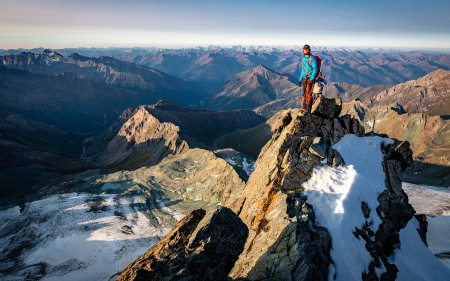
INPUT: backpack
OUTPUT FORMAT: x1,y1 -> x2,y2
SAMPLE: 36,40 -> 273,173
308,55 -> 321,79
303,55 -> 322,79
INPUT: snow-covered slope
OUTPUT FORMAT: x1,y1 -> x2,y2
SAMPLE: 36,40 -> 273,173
403,182 -> 450,270
0,193 -> 181,281
302,134 -> 450,280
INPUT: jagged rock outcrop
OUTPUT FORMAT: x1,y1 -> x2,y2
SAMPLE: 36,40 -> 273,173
99,106 -> 189,170
356,140 -> 417,280
116,207 -> 248,281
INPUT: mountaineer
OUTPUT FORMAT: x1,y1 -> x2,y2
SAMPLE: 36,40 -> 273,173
298,44 -> 321,113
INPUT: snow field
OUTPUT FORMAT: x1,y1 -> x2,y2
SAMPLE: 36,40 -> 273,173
403,182 -> 450,270
302,134 -> 393,280
302,135 -> 450,280
390,218 -> 450,280
0,192 -> 184,281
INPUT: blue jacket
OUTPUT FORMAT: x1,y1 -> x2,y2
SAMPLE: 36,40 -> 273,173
299,54 -> 318,82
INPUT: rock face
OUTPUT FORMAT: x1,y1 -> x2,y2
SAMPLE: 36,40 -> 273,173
99,106 -> 189,170
116,207 -> 248,281
367,69 -> 450,116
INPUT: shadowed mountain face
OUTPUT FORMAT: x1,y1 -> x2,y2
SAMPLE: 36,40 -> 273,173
1,50 -> 204,106
216,109 -> 299,159
0,114 -> 95,205
114,50 -> 450,88
0,67 -> 156,133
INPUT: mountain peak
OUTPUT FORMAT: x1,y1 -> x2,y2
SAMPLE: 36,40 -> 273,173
40,49 -> 62,58
68,53 -> 90,61
206,64 -> 297,111
246,64 -> 276,76
414,68 -> 449,85
367,69 -> 450,116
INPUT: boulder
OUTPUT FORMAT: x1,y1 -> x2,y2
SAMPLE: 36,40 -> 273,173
308,137 -> 330,159
311,96 -> 337,116
116,207 -> 248,281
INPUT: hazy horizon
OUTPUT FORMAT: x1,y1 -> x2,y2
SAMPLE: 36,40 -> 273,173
1,0 -> 449,51
1,44 -> 450,55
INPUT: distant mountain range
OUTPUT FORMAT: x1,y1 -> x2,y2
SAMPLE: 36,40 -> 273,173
116,49 -> 450,88
3,48 -> 447,89
1,50 -> 204,106
0,67 -> 154,133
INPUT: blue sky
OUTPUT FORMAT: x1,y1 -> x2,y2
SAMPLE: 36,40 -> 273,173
1,0 -> 449,49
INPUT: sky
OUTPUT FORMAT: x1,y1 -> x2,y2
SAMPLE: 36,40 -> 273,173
1,0 -> 449,50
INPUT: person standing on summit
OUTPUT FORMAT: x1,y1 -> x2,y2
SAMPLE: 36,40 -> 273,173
298,44 -> 319,113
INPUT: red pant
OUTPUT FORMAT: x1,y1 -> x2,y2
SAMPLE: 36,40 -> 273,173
300,78 -> 314,111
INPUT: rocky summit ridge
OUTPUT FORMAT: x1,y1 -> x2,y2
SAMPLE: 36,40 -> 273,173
115,97 -> 448,281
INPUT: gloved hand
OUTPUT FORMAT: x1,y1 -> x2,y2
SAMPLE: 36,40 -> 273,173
298,81 -> 302,87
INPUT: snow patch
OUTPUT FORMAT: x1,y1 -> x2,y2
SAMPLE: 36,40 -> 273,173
390,218 -> 450,280
224,158 -> 237,166
242,157 -> 255,176
0,193 -> 175,281
403,182 -> 450,216
302,134 -> 393,281
427,216 -> 450,269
